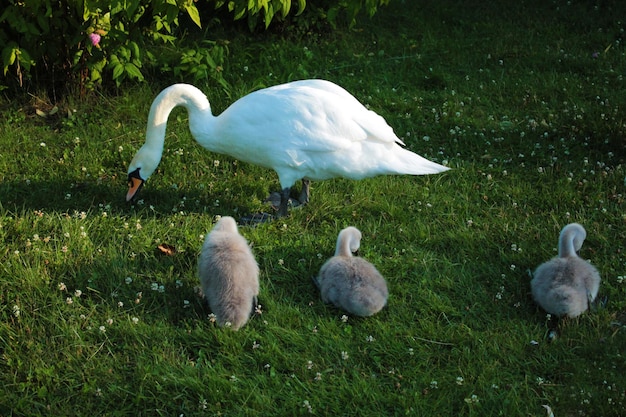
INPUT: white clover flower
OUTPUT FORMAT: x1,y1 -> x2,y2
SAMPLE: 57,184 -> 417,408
341,315 -> 349,323
74,289 -> 82,297
99,326 -> 106,333
131,317 -> 139,324
341,351 -> 349,360
12,305 -> 20,317
198,399 -> 208,410
58,282 -> 67,291
464,394 -> 479,404
125,277 -> 132,285
66,297 -> 73,304
456,376 -> 464,385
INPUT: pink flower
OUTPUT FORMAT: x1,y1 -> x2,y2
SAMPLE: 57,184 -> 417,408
88,33 -> 101,47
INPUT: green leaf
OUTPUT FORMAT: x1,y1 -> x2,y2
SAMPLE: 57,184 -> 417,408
1,43 -> 18,72
112,63 -> 124,80
295,0 -> 306,15
184,3 -> 202,28
278,0 -> 290,18
124,62 -> 144,80
18,48 -> 33,71
128,41 -> 140,60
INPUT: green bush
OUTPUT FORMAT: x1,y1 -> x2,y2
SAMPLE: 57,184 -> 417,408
0,0 -> 391,93
0,0 -> 217,92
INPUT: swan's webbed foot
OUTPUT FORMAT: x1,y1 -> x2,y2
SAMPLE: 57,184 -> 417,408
239,212 -> 275,225
265,180 -> 311,213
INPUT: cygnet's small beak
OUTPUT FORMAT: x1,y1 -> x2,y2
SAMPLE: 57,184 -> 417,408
126,168 -> 144,202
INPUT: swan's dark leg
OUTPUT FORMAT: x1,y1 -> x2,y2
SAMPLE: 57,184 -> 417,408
278,187 -> 292,217
298,179 -> 310,205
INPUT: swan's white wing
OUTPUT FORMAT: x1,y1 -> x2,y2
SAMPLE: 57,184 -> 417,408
282,79 -> 405,146
216,80 -> 402,154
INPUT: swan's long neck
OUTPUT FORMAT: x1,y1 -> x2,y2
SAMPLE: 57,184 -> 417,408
335,228 -> 361,257
140,84 -> 214,176
558,223 -> 586,258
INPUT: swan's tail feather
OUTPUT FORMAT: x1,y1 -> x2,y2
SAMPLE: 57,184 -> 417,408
398,150 -> 450,175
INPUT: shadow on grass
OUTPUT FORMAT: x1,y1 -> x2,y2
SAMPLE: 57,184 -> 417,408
0,177 -> 272,219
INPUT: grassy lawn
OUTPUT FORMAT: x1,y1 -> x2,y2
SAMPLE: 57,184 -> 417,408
1,0 -> 626,415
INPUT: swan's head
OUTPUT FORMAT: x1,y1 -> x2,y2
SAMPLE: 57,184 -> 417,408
126,144 -> 162,202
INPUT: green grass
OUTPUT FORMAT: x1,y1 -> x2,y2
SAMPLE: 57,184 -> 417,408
1,0 -> 626,415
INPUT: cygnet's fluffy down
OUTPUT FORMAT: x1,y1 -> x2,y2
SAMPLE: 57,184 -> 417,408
314,227 -> 388,316
531,223 -> 601,318
198,216 -> 259,330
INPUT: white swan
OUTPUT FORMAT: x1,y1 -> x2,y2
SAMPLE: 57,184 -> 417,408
126,80 -> 450,215
314,226 -> 389,316
198,216 -> 259,330
531,223 -> 601,318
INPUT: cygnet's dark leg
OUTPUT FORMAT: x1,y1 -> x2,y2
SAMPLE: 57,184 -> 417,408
250,296 -> 259,317
298,179 -> 311,205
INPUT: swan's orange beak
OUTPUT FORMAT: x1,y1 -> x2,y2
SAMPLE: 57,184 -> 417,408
126,168 -> 144,202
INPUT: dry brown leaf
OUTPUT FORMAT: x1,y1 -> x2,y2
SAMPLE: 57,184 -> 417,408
157,243 -> 176,256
